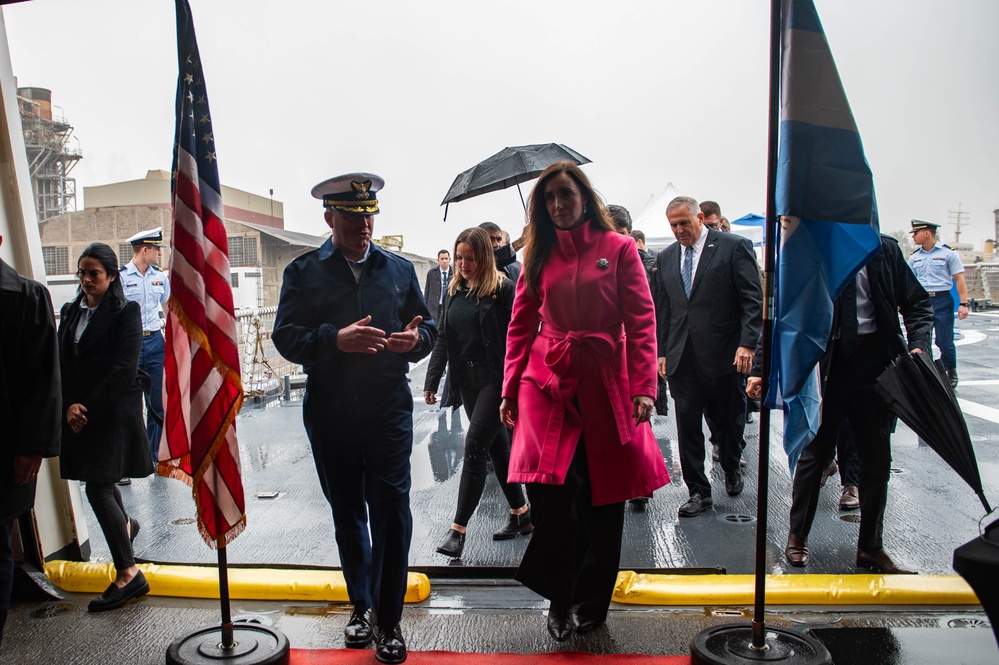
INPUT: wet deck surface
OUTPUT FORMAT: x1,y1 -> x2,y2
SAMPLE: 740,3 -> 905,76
89,313 -> 999,575
4,313 -> 999,663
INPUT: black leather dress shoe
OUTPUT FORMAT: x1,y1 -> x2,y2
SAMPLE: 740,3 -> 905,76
344,607 -> 374,648
785,533 -> 809,567
547,602 -> 574,642
375,623 -> 407,664
725,470 -> 744,496
573,613 -> 606,633
436,529 -> 465,558
856,548 -> 917,574
87,570 -> 149,612
678,494 -> 713,517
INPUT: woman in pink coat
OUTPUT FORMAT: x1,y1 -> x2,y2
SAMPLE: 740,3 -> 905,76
499,162 -> 669,641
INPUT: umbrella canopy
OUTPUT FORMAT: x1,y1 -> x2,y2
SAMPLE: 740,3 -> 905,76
441,143 -> 591,207
875,350 -> 992,513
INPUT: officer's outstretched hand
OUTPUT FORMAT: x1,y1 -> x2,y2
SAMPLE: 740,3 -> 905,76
337,315 -> 387,354
387,316 -> 423,353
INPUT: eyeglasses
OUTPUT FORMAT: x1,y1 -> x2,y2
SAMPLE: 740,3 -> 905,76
76,269 -> 105,279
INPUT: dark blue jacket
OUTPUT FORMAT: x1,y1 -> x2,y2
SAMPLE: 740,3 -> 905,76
273,239 -> 437,408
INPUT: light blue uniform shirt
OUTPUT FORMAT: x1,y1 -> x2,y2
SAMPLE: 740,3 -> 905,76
908,243 -> 963,293
120,261 -> 170,332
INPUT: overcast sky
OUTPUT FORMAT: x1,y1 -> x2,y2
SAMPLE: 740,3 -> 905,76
5,0 -> 998,259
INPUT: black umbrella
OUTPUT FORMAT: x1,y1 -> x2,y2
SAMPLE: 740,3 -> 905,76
876,349 -> 992,513
441,143 -> 591,219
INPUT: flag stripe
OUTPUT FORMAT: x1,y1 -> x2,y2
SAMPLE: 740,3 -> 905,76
781,29 -> 857,131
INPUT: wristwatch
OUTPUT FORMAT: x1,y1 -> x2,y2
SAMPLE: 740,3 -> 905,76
959,302 -> 968,307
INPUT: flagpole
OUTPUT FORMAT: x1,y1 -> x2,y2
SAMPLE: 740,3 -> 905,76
689,1 -> 831,661
751,0 -> 784,649
218,546 -> 234,649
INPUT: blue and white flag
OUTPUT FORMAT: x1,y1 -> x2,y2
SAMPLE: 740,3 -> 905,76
769,0 -> 882,472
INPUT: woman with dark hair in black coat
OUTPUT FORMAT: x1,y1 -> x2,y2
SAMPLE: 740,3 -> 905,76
58,243 -> 153,612
423,227 -> 532,559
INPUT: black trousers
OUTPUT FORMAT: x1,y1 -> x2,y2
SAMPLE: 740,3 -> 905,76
788,336 -> 895,553
453,368 -> 526,526
669,345 -> 747,498
305,385 -> 413,629
85,482 -> 135,571
0,520 -> 11,647
515,442 -> 625,622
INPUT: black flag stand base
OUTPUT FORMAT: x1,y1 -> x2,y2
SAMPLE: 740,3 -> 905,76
166,623 -> 290,665
166,546 -> 290,665
691,624 -> 832,665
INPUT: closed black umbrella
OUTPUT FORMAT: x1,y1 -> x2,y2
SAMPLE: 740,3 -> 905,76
875,349 -> 992,513
441,143 -> 591,219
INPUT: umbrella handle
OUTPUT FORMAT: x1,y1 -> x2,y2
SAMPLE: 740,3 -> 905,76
977,491 -> 993,516
443,202 -> 449,222
516,182 -> 526,211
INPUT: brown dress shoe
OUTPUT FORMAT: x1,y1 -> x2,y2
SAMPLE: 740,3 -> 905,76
839,485 -> 860,510
819,460 -> 838,488
785,533 -> 809,567
856,548 -> 917,574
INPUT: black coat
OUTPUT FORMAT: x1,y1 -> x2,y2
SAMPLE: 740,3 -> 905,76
424,277 -> 515,405
0,259 -> 61,523
58,295 -> 153,483
423,266 -> 451,315
652,230 -> 763,378
830,234 -> 933,361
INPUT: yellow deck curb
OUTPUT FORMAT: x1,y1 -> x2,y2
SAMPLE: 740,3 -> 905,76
43,562 -> 978,607
612,571 -> 980,605
43,561 -> 430,603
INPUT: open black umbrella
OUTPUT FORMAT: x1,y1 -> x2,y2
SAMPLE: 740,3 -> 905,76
876,349 -> 992,513
441,143 -> 591,219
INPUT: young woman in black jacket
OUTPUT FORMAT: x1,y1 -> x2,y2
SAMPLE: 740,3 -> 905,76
58,243 -> 153,611
424,227 -> 532,558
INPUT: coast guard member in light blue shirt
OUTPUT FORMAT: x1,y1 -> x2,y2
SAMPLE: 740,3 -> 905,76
907,219 -> 968,387
120,227 -> 170,465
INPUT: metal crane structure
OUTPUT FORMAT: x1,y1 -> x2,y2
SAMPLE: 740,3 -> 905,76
16,85 -> 81,222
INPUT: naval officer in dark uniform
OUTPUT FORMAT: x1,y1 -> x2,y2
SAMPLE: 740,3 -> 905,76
273,173 -> 436,664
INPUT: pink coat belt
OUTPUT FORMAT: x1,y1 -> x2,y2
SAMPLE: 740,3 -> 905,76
536,322 -> 631,474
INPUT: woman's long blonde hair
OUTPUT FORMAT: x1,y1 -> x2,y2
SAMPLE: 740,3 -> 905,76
448,227 -> 505,299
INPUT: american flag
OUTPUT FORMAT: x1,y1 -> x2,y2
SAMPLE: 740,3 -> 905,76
161,0 -> 246,547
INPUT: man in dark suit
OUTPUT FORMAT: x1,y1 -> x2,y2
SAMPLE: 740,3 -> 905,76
1,249 -> 61,647
423,249 -> 451,325
652,196 -> 762,517
749,234 -> 932,573
479,222 -> 522,283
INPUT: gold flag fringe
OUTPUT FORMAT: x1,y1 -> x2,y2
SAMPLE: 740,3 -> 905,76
163,294 -> 247,549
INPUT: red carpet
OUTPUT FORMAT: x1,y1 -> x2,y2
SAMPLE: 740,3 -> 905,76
289,650 -> 690,664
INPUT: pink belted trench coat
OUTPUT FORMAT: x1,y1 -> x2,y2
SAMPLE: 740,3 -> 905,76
502,222 -> 670,505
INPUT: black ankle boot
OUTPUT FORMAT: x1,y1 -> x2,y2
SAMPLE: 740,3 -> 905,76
492,508 -> 534,540
436,528 -> 465,558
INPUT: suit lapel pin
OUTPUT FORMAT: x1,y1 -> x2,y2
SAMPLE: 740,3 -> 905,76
597,258 -> 609,269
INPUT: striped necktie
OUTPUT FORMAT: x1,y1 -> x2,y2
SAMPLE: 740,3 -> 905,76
682,246 -> 693,298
